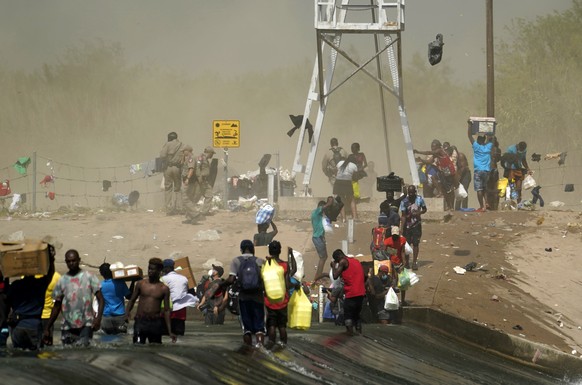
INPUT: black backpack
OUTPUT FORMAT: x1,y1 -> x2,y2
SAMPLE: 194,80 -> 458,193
238,256 -> 262,292
325,147 -> 343,177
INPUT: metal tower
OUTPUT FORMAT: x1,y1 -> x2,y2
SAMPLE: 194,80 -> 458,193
291,0 -> 420,192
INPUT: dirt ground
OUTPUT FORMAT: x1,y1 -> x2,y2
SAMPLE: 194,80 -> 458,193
1,205 -> 581,355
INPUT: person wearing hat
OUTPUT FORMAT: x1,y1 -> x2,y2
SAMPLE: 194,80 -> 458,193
197,264 -> 228,325
365,263 -> 398,324
182,146 -> 216,223
161,258 -> 198,336
383,226 -> 409,306
181,144 -> 202,224
159,132 -> 183,216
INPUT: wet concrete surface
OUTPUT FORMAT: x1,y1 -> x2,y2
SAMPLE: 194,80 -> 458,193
0,322 -> 574,385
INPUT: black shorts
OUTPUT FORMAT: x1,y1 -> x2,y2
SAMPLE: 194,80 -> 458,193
133,316 -> 163,344
266,306 -> 288,329
403,225 -> 422,247
343,296 -> 365,324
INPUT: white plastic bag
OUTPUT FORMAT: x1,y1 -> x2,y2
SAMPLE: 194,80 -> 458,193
404,242 -> 413,256
292,249 -> 304,281
322,216 -> 333,233
523,174 -> 536,190
408,271 -> 419,286
384,287 -> 400,310
455,184 -> 468,200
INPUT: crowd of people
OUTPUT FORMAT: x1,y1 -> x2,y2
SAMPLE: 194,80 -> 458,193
0,129 -> 536,350
414,122 -> 530,211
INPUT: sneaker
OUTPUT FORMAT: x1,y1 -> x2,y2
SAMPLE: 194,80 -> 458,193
412,262 -> 419,271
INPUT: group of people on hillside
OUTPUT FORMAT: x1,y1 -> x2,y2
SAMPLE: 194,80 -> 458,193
160,131 -> 216,225
414,122 -> 530,211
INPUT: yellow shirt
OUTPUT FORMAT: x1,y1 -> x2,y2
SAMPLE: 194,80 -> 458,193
42,272 -> 61,319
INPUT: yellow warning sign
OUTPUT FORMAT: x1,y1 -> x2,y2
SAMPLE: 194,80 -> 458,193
212,120 -> 240,148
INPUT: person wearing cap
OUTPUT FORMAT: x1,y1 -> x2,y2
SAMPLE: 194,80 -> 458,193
159,132 -> 183,216
383,226 -> 409,305
181,144 -> 202,224
220,239 -> 266,346
365,263 -> 398,324
197,264 -> 228,325
161,258 -> 198,336
191,146 -> 216,217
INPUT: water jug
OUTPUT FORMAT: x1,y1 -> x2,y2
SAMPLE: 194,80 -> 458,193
262,259 -> 285,302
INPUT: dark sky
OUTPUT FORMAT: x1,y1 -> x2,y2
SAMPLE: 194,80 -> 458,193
0,0 -> 571,83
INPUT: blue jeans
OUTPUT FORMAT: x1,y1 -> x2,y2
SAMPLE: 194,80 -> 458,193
312,236 -> 328,260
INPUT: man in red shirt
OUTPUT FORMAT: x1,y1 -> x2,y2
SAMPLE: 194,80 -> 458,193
330,249 -> 365,335
384,226 -> 408,305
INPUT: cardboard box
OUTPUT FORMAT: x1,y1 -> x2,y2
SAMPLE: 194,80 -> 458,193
469,116 -> 496,136
112,266 -> 143,281
0,241 -> 49,277
174,256 -> 191,271
174,256 -> 196,288
176,266 -> 196,289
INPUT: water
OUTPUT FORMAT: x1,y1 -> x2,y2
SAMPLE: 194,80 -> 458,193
0,323 -> 573,385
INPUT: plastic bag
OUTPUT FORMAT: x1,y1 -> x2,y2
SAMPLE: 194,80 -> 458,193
256,204 -> 275,224
384,287 -> 400,310
352,181 -> 360,199
455,184 -> 468,200
292,249 -> 304,281
404,242 -> 413,256
398,268 -> 411,291
408,271 -> 419,286
322,216 -> 333,233
523,174 -> 536,190
288,288 -> 312,330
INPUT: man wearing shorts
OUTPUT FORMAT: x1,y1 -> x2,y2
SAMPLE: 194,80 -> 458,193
330,249 -> 365,336
399,185 -> 427,271
264,241 -> 296,348
126,258 -> 176,344
468,125 -> 494,211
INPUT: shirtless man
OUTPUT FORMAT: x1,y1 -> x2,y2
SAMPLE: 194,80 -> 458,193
126,258 -> 176,344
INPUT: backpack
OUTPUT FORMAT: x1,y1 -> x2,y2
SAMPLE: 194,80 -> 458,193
371,226 -> 387,252
238,256 -> 262,292
325,147 -> 343,177
196,276 -> 211,300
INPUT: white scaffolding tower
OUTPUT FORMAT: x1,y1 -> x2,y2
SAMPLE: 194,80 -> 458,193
292,0 -> 420,192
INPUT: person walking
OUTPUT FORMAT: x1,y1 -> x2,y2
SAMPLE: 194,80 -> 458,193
7,245 -> 56,350
220,240 -> 266,347
181,145 -> 202,225
160,132 -> 183,215
399,185 -> 427,271
44,249 -> 104,346
98,263 -> 133,335
191,146 -> 216,216
322,138 -> 348,186
330,249 -> 366,336
468,125 -> 493,212
312,197 -> 334,281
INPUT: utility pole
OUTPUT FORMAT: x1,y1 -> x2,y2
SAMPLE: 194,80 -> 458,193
486,0 -> 495,117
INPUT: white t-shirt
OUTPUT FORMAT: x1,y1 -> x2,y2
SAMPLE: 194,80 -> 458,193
336,160 -> 358,181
